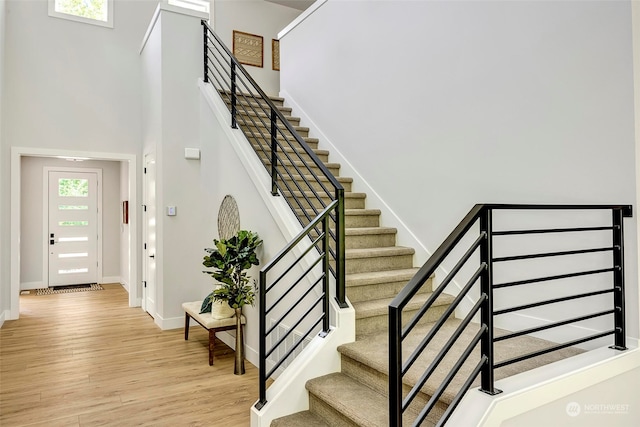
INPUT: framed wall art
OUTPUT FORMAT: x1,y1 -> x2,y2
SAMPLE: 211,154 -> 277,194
272,39 -> 280,71
233,30 -> 263,68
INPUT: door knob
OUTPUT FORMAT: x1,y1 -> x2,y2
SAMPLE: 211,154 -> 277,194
149,254 -> 155,259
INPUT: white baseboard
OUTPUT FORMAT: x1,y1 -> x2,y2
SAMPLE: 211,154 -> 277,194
101,276 -> 121,284
0,310 -> 6,328
20,281 -> 44,290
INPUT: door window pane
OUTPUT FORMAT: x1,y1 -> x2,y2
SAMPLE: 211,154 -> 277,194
58,179 -> 89,197
59,205 -> 89,210
59,221 -> 89,226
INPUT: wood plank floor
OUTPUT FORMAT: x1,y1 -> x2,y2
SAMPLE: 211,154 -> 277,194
0,284 -> 258,426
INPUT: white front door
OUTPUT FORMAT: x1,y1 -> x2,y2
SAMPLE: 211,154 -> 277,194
47,170 -> 100,286
143,154 -> 157,317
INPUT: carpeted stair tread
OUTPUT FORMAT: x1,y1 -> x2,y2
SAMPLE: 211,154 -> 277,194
306,373 -> 432,427
345,226 -> 397,236
262,159 -> 340,169
250,145 -> 329,157
346,246 -> 415,259
352,292 -> 454,320
345,208 -> 381,216
346,268 -> 421,287
286,191 -> 366,199
338,318 -> 584,405
288,174 -> 352,184
270,410 -> 330,427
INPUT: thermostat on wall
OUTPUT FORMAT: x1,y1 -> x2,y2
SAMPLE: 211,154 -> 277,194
166,206 -> 177,216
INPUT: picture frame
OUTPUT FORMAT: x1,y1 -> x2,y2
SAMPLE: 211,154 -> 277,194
272,39 -> 280,71
233,30 -> 263,68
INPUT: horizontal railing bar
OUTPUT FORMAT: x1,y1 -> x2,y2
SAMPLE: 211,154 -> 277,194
493,226 -> 614,236
407,326 -> 485,418
493,288 -> 615,315
494,309 -> 616,342
266,275 -> 323,336
492,246 -> 615,263
494,329 -> 615,369
481,203 -> 632,217
391,205 -> 485,311
265,258 -> 322,317
403,264 -> 484,375
436,356 -> 487,427
266,315 -> 324,379
264,234 -> 322,295
402,232 -> 486,337
261,201 -> 338,274
411,328 -> 486,425
265,295 -> 324,360
493,267 -> 615,289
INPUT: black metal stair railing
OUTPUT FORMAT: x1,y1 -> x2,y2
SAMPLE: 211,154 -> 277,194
389,204 -> 632,426
200,21 -> 347,409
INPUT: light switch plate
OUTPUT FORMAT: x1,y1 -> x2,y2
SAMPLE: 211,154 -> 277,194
184,148 -> 201,160
166,206 -> 177,216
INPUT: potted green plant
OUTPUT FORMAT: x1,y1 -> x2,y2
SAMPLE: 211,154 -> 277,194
202,229 -> 263,374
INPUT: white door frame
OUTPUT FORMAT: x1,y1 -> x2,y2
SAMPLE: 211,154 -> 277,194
142,152 -> 156,316
42,166 -> 103,287
9,147 -> 139,319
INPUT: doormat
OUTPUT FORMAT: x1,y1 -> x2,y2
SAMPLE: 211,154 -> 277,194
35,284 -> 104,296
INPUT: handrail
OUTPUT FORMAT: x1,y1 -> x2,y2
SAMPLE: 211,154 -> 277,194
200,21 -> 348,411
389,204 -> 632,426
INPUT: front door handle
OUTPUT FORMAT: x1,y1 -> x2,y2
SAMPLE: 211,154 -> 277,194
149,254 -> 155,259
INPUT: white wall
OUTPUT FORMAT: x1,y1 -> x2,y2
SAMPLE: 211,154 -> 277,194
280,0 -> 639,339
20,157 -> 122,288
213,0 -> 301,95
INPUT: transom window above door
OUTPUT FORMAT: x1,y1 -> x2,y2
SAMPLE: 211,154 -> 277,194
48,0 -> 114,28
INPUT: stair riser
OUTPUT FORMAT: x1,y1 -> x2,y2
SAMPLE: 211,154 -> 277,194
346,253 -> 414,275
346,278 -> 432,303
345,232 -> 396,250
345,214 -> 380,228
356,303 -> 449,338
294,211 -> 380,228
308,394 -> 359,427
340,356 -> 446,424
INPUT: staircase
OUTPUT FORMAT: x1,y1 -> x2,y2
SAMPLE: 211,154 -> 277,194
229,95 -> 584,426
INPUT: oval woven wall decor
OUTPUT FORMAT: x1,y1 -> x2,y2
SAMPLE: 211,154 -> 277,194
218,195 -> 240,240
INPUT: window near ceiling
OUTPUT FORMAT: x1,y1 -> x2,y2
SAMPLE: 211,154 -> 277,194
167,0 -> 210,15
48,0 -> 114,28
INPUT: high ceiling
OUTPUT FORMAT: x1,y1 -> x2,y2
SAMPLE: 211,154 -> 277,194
265,0 -> 316,11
